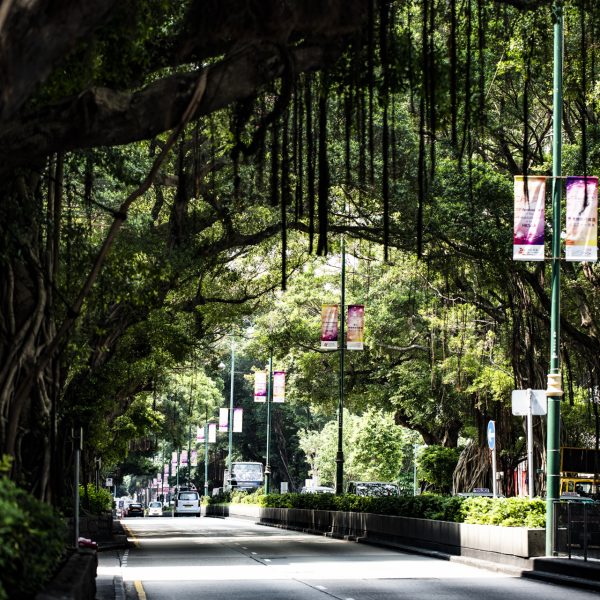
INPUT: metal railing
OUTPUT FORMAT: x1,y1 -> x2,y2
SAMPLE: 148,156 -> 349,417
553,500 -> 600,560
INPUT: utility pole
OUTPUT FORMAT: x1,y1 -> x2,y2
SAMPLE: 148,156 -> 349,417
335,237 -> 346,495
546,0 -> 564,557
264,350 -> 273,494
228,335 -> 235,489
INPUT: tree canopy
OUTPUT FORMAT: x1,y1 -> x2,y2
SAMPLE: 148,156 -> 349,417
1,0 -> 600,501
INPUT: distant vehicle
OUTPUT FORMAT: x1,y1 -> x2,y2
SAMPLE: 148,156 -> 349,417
147,501 -> 163,516
174,490 -> 201,517
125,502 -> 144,517
224,462 -> 264,491
560,447 -> 600,499
301,485 -> 335,494
559,493 -> 596,503
346,482 -> 400,497
456,488 -> 501,498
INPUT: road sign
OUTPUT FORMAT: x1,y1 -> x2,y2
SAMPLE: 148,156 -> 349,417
511,389 -> 547,415
487,421 -> 495,450
105,477 -> 113,487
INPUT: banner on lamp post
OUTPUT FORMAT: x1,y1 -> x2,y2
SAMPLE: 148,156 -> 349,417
196,426 -> 205,442
180,450 -> 188,466
219,407 -> 229,431
346,304 -> 365,349
208,423 -> 217,443
254,371 -> 267,402
513,176 -> 546,261
273,371 -> 286,403
566,176 -> 598,262
191,450 -> 198,466
233,408 -> 243,432
171,451 -> 178,465
320,304 -> 339,349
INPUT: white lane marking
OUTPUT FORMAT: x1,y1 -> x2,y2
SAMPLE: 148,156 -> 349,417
251,552 -> 257,555
316,585 -> 327,590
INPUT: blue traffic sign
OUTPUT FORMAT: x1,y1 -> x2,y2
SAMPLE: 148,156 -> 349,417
487,420 -> 496,450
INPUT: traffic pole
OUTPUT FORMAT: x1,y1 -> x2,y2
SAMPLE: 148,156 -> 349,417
546,0 -> 564,557
335,237 -> 346,495
264,350 -> 273,494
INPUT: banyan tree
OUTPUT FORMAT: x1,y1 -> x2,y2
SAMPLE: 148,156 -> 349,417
1,0 -> 600,501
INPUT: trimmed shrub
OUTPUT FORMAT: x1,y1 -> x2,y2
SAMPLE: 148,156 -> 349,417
253,492 -> 545,527
80,483 -> 113,514
0,477 -> 67,599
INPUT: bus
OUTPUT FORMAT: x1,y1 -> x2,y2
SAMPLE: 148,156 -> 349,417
224,462 -> 264,492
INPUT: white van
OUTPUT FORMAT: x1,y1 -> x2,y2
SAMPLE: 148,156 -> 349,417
174,490 -> 201,517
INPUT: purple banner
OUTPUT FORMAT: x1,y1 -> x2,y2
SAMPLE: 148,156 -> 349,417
191,450 -> 198,467
513,176 -> 546,261
347,305 -> 365,350
233,408 -> 243,432
320,304 -> 339,349
196,425 -> 205,442
566,176 -> 598,262
254,371 -> 267,402
219,407 -> 229,431
208,423 -> 217,443
273,371 -> 286,403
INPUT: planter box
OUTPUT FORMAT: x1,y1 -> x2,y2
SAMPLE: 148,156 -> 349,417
222,504 -> 544,567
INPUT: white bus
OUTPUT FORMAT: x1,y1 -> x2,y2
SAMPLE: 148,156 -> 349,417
224,462 -> 264,491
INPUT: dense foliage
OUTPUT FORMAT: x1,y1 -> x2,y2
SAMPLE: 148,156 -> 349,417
1,1 -> 600,515
227,492 -> 546,528
0,477 -> 66,599
79,483 -> 113,515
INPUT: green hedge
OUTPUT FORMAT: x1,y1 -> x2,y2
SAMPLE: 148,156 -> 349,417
0,477 -> 67,599
80,483 -> 113,514
246,493 -> 546,528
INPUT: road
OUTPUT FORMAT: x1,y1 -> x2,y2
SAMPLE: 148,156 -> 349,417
98,515 -> 598,600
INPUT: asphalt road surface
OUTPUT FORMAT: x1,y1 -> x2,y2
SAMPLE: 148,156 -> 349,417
98,515 -> 598,600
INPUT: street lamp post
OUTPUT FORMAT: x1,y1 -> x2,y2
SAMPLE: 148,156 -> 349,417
204,422 -> 209,498
228,336 -> 235,488
335,237 -> 346,495
546,0 -> 564,557
264,350 -> 274,494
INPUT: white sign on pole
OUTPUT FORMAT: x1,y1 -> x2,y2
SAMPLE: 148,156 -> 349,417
511,389 -> 547,415
280,482 -> 289,494
105,477 -> 113,487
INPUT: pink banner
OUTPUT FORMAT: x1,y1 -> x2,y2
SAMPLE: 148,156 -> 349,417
233,408 -> 243,432
180,450 -> 188,466
566,176 -> 598,262
171,451 -> 178,465
347,305 -> 365,350
208,423 -> 217,443
320,304 -> 339,349
273,371 -> 286,403
191,450 -> 198,466
196,425 -> 205,442
513,176 -> 546,261
254,371 -> 267,402
219,407 -> 229,431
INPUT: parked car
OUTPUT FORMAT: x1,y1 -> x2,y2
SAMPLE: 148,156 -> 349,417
347,481 -> 400,497
301,485 -> 335,494
125,502 -> 144,517
147,501 -> 163,516
174,490 -> 201,517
